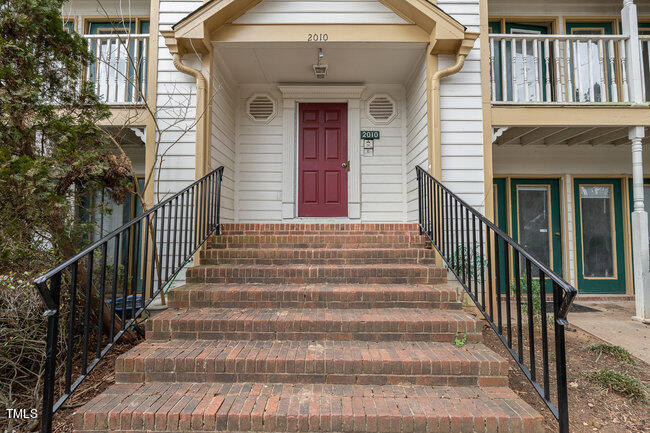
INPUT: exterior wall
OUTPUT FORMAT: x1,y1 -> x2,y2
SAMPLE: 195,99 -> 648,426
236,86 -> 285,222
234,85 -> 408,223
233,0 -> 409,24
211,54 -> 236,222
405,54 -> 429,222
493,144 -> 650,288
438,0 -> 485,213
488,0 -> 650,19
156,0 -> 203,198
155,0 -> 203,283
361,85 -> 407,222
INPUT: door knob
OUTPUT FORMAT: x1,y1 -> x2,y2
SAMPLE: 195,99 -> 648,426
342,161 -> 350,171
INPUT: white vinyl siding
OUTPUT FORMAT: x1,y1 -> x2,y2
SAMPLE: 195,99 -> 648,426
236,87 -> 284,222
233,0 -> 409,24
211,55 -> 236,223
437,0 -> 485,212
405,53 -> 429,222
361,86 -> 406,222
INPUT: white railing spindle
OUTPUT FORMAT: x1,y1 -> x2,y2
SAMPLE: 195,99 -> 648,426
609,39 -> 618,102
490,38 -> 496,102
488,33 -> 630,105
82,33 -> 148,105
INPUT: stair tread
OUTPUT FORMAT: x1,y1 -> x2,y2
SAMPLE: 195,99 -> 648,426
73,382 -> 543,432
116,340 -> 508,382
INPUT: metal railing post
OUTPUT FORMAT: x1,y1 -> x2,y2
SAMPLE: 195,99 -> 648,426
39,274 -> 61,433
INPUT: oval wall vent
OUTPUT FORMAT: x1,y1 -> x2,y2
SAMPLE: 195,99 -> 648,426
247,94 -> 276,122
367,94 -> 397,124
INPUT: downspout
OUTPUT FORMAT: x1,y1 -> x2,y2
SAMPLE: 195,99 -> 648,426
171,53 -> 208,179
429,34 -> 478,178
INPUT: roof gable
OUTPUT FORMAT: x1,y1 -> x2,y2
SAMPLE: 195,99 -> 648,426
232,0 -> 410,25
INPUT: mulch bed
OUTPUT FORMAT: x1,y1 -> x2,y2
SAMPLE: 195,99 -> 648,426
482,320 -> 649,433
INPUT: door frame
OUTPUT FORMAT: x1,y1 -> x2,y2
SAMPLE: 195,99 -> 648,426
297,102 -> 349,217
509,178 -> 563,277
573,177 -> 626,294
278,85 -> 365,221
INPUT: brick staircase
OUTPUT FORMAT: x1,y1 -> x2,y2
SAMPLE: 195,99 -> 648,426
73,223 -> 543,433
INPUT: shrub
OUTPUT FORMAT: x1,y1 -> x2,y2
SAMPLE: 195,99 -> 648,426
510,276 -> 543,321
0,273 -> 64,430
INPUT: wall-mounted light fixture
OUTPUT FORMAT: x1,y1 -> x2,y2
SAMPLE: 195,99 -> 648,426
312,48 -> 328,79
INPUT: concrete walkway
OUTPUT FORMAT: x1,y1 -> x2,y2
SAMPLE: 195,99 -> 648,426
569,300 -> 649,363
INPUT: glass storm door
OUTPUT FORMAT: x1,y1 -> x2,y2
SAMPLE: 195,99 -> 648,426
566,22 -> 614,102
574,179 -> 626,293
511,179 -> 563,285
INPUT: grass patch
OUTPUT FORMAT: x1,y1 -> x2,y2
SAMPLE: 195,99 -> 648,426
587,342 -> 636,364
585,369 -> 648,403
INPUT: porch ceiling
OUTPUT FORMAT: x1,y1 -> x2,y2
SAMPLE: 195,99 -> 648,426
493,126 -> 650,147
213,42 -> 427,84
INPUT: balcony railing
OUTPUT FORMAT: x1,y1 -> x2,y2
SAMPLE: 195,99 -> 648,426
83,34 -> 149,105
489,33 -> 631,104
641,35 -> 650,102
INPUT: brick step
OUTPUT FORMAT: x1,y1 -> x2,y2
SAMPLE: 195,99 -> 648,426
168,284 -> 461,310
186,264 -> 446,285
221,222 -> 419,233
200,248 -> 436,265
73,382 -> 543,433
207,234 -> 425,250
145,308 -> 481,342
115,340 -> 508,387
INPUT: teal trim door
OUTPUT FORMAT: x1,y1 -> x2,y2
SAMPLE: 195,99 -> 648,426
510,179 -> 563,289
574,179 -> 626,294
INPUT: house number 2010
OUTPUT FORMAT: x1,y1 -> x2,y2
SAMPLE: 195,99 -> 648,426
307,33 -> 328,42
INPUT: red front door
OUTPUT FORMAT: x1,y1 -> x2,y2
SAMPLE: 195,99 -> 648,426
298,103 -> 348,217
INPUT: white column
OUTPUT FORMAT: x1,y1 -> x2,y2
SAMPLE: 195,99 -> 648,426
630,126 -> 650,323
622,0 -> 644,104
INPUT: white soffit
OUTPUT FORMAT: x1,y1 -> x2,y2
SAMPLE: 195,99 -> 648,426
212,42 -> 427,84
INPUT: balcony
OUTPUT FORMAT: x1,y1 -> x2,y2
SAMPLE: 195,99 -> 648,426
489,33 -> 633,105
83,33 -> 149,105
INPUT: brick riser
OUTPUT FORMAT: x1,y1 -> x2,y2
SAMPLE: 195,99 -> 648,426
199,248 -> 436,266
145,308 -> 481,343
115,341 -> 508,388
167,284 -> 462,310
220,223 -> 420,232
186,265 -> 446,285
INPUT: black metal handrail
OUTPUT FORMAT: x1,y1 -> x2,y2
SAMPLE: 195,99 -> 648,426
34,166 -> 224,433
416,165 -> 576,433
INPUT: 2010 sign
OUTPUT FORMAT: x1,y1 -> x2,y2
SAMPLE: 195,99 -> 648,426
360,131 -> 380,140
